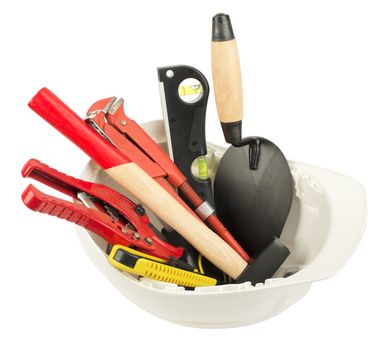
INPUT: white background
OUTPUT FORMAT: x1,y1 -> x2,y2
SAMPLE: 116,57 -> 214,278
1,0 -> 387,349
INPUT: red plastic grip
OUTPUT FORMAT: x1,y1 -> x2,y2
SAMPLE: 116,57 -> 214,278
22,184 -> 128,244
28,88 -> 129,169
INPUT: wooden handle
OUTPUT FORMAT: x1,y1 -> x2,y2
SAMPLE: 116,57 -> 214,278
211,39 -> 243,124
106,162 -> 248,279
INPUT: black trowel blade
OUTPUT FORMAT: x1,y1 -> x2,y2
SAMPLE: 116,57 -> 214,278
214,138 -> 294,256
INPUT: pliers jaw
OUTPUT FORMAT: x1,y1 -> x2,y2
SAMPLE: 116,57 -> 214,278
85,97 -> 119,147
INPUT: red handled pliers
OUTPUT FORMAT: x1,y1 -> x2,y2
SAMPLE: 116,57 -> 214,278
21,159 -> 183,260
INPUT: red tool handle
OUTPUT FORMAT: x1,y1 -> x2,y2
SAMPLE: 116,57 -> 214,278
22,184 -> 134,246
22,158 -> 93,199
28,88 -> 129,170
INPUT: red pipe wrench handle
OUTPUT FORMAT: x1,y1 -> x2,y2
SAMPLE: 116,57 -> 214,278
28,88 -> 129,169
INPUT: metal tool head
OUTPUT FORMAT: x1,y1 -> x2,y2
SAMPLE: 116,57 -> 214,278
214,138 -> 294,257
85,97 -> 118,146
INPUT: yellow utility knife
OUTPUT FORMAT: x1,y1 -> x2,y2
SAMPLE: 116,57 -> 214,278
108,245 -> 217,288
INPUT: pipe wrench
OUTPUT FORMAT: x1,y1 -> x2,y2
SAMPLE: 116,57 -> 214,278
84,93 -> 249,261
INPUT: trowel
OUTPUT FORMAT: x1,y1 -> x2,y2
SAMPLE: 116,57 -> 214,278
211,13 -> 293,260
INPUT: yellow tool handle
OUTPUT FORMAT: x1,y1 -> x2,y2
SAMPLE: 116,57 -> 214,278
108,245 -> 217,288
135,259 -> 216,287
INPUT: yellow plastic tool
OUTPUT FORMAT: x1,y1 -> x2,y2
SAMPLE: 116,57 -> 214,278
108,245 -> 217,288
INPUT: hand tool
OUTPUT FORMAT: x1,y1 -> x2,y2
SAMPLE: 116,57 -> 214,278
84,94 -> 249,262
21,159 -> 183,260
158,65 -> 225,281
158,65 -> 214,207
28,88 -> 250,280
211,14 -> 293,269
108,245 -> 217,288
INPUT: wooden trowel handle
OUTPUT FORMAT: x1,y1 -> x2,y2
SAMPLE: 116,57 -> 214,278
211,13 -> 243,144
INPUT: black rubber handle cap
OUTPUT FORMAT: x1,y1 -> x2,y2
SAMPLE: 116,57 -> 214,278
212,13 -> 235,42
221,121 -> 242,144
